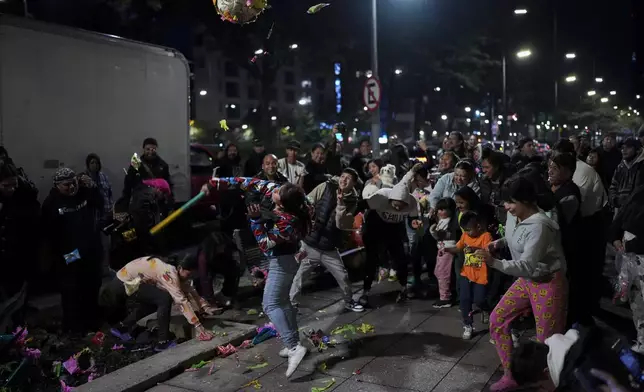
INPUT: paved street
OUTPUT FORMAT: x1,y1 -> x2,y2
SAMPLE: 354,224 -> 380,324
146,279 -> 507,392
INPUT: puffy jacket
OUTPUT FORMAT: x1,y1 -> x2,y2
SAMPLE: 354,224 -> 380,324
304,180 -> 358,251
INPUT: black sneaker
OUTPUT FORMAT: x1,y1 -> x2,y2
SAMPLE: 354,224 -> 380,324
344,300 -> 365,313
433,300 -> 453,309
154,340 -> 177,352
358,294 -> 369,307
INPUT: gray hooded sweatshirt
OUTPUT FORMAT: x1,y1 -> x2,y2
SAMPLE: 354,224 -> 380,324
366,169 -> 418,223
492,212 -> 566,278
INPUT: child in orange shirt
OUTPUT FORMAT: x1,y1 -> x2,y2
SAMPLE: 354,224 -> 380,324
447,211 -> 493,340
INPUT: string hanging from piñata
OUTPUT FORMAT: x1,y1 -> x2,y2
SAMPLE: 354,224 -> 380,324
213,0 -> 268,25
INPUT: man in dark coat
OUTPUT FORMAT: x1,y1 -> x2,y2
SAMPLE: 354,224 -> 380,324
42,168 -> 104,333
122,138 -> 172,204
0,164 -> 40,327
598,133 -> 623,192
243,139 -> 266,177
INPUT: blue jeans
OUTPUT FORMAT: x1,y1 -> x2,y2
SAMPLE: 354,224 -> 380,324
458,276 -> 488,326
263,255 -> 300,349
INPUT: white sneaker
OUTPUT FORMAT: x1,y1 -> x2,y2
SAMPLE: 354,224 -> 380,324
632,343 -> 644,355
462,325 -> 474,340
345,300 -> 365,312
279,347 -> 289,358
285,344 -> 308,377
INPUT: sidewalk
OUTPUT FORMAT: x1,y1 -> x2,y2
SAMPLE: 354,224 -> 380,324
147,281 -> 505,392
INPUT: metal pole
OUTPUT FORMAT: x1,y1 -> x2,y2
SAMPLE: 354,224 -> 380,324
553,9 -> 558,112
370,0 -> 381,157
502,54 -> 507,141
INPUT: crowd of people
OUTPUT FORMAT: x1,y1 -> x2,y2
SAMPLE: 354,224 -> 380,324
198,125 -> 644,389
3,122 -> 644,390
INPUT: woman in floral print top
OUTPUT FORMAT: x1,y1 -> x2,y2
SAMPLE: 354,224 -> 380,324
116,256 -> 220,341
202,177 -> 314,378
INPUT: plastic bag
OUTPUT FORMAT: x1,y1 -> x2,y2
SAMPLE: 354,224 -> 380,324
614,252 -> 642,303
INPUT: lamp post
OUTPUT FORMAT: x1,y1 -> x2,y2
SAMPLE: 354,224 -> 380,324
502,50 -> 532,140
370,0 -> 381,156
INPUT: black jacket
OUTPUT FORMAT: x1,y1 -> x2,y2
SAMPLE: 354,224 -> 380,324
0,186 -> 40,293
349,154 -> 370,182
303,181 -> 352,251
243,151 -> 266,177
598,147 -> 621,191
122,156 -> 172,204
609,185 -> 644,254
302,161 -> 330,194
479,165 -> 516,224
553,180 -> 582,273
609,154 -> 644,209
42,186 -> 103,266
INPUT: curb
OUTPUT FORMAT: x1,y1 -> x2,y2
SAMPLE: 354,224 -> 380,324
76,320 -> 256,392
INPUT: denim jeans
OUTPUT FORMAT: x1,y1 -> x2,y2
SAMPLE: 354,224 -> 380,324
459,276 -> 488,326
263,255 -> 300,349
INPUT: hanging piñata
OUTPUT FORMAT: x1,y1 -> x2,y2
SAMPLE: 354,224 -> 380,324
213,0 -> 268,25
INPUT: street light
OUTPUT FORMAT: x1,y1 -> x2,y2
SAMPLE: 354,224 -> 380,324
613,106 -> 618,110
502,49 -> 532,139
600,97 -> 609,103
434,87 -> 441,92
199,90 -> 207,96
565,75 -> 577,83
394,68 -> 403,75
514,9 -> 528,15
565,53 -> 576,59
609,90 -> 617,96
465,107 -> 471,113
241,124 -> 248,130
370,0 -> 381,155
587,90 -> 596,96
595,77 -> 604,83
271,116 -> 277,121
289,43 -> 298,50
441,114 -> 448,121
516,49 -> 532,58
254,49 -> 264,55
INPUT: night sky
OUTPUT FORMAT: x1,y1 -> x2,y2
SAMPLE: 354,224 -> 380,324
1,0 -> 639,114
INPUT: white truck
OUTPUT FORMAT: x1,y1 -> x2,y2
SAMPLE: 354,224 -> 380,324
0,15 -> 191,202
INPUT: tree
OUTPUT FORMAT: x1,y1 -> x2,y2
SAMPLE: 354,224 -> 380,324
400,37 -> 498,138
566,97 -> 644,134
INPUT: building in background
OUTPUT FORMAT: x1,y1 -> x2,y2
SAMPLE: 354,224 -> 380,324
192,37 -> 337,136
